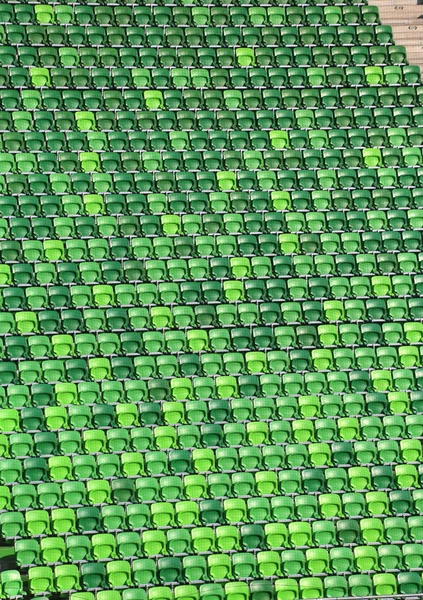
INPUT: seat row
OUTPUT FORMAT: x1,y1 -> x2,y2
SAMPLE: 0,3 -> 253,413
0,1 -> 374,25
0,435 -> 422,489
5,152 -> 423,182
3,323 -> 423,376
5,468 -> 423,517
1,189 -> 423,220
5,494 -> 423,540
60,573 -> 420,600
0,0 -> 367,11
4,207 -> 423,239
0,4 -> 378,28
24,565 -> 423,599
1,44 -> 407,74
9,92 -> 423,121
5,54 -> 416,98
1,406 -> 422,450
3,86 -> 423,131
3,38 -> 401,67
3,308 -> 423,349
3,295 -> 423,335
0,381 -> 420,420
2,252 -> 423,293
0,380 -> 419,419
0,358 -> 418,408
2,414 -> 422,464
17,551 -> 423,595
3,239 -> 423,273
62,574 -> 423,600
16,531 -> 423,582
6,129 -> 423,159
22,65 -> 421,91
1,266 -> 419,301
6,113 -> 423,143
9,47 -> 408,75
1,208 -> 422,241
0,439 -> 421,485
0,353 -> 418,405
4,171 -> 422,202
5,169 -> 423,200
0,263 -> 419,302
1,331 -> 422,380
18,552 -> 423,595
4,324 -> 423,374
23,250 -> 422,287
1,82 -> 420,114
4,470 -> 423,516
0,189 -> 422,221
2,26 -> 389,54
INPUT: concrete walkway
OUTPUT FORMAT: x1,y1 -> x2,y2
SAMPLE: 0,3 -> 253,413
371,0 -> 423,70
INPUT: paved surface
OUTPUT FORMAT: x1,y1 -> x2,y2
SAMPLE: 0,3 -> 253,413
371,0 -> 423,70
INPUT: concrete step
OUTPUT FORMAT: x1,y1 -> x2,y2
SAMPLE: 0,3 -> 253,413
368,0 -> 423,69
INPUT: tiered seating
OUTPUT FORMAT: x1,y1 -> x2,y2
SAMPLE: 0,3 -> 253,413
0,1 -> 422,599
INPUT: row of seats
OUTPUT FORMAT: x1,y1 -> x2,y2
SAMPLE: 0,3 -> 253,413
10,67 -> 417,92
2,340 -> 423,384
4,252 -> 421,284
0,373 -> 418,406
0,268 -> 420,301
1,294 -> 423,327
0,4 -> 379,27
0,0 -> 367,10
0,267 -> 422,304
2,250 -> 423,285
5,303 -> 423,342
4,88 -> 420,115
5,54 -> 411,80
10,78 -> 419,114
2,240 -> 423,271
0,393 -> 420,428
1,183 -> 423,215
0,189 -> 422,218
12,89 -> 423,116
0,441 -> 422,484
63,574 -> 423,600
1,412 -> 422,452
1,207 -> 423,239
4,103 -> 423,129
17,554 -> 423,594
4,473 -> 423,514
2,33 -> 400,58
5,150 -> 423,179
1,211 -> 423,242
6,130 -> 423,159
4,168 -> 423,197
4,124 -> 423,150
22,569 -> 423,599
18,551 -> 423,592
0,370 -> 418,411
3,334 -> 423,380
0,383 -> 419,418
5,473 -> 423,515
0,45 -> 407,72
3,318 -> 423,355
15,535 -> 423,577
2,27 -> 390,50
5,100 -> 423,137
2,421 -> 422,467
2,291 -> 423,328
6,118 -> 423,149
5,497 -> 423,540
